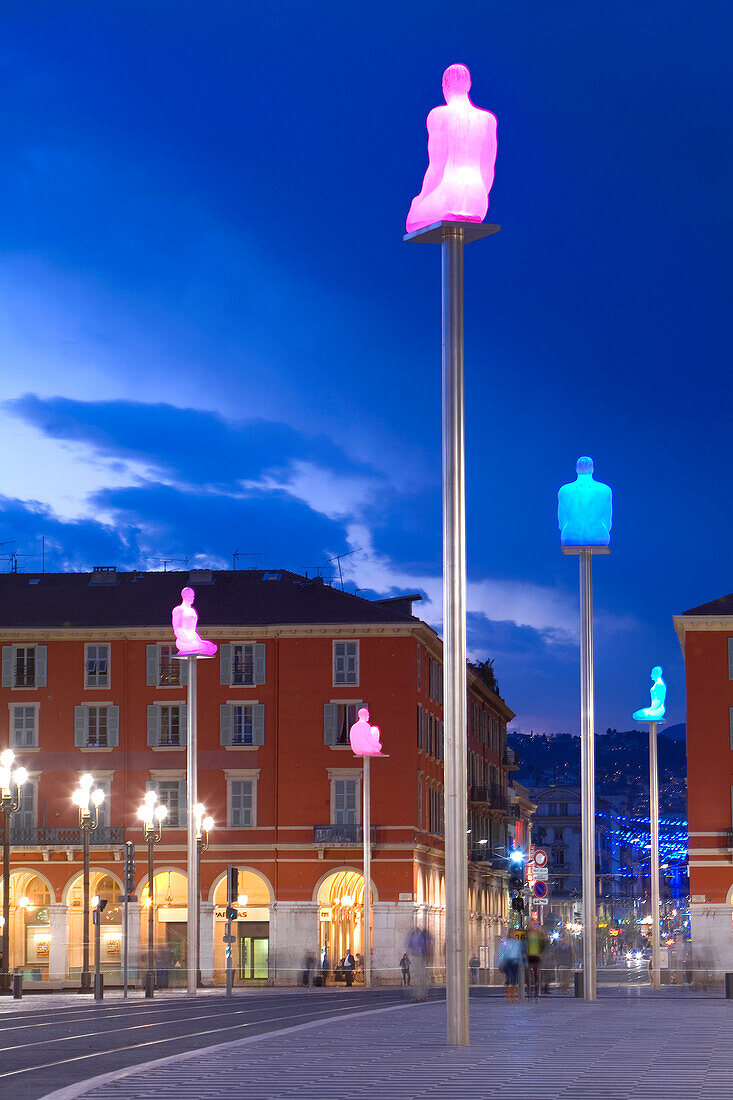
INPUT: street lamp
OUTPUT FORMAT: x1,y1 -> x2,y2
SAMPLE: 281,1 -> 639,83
138,790 -> 166,996
194,804 -> 213,987
72,773 -> 104,991
0,749 -> 28,992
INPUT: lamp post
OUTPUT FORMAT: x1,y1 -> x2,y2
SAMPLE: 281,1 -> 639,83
138,790 -> 167,997
194,804 -> 213,988
0,750 -> 28,992
72,774 -> 104,991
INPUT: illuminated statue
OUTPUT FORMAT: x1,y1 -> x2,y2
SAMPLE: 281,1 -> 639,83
172,587 -> 217,657
557,457 -> 613,547
406,63 -> 498,233
633,666 -> 666,722
349,707 -> 383,756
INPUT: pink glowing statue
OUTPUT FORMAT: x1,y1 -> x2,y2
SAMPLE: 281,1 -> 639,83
172,586 -> 217,657
406,63 -> 498,233
349,707 -> 383,757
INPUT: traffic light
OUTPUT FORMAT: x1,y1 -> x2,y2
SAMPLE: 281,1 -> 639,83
226,905 -> 238,922
508,849 -> 525,890
124,841 -> 136,895
92,897 -> 108,925
511,893 -> 524,912
227,865 -> 238,905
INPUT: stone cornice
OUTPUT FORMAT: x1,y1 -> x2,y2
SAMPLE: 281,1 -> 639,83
672,613 -> 733,658
0,622 -> 422,642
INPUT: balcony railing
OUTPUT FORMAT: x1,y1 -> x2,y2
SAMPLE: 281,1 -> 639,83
469,785 -> 508,812
313,824 -> 377,846
10,827 -> 125,846
470,846 -> 507,870
469,786 -> 491,804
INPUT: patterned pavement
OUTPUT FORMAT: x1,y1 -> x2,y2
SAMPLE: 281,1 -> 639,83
44,992 -> 733,1100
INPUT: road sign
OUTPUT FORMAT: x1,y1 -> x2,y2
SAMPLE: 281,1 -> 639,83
535,898 -> 549,906
533,866 -> 548,881
533,880 -> 548,899
222,934 -> 236,944
533,848 -> 548,868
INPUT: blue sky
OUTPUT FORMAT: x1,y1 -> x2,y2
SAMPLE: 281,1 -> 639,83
0,1 -> 730,732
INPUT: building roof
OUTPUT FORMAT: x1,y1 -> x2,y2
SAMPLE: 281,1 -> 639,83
679,593 -> 733,617
0,568 -> 422,630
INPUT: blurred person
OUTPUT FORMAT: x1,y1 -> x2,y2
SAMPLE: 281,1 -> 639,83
497,929 -> 523,1002
526,922 -> 547,1000
407,925 -> 430,1002
469,953 -> 480,985
320,946 -> 330,986
400,952 -> 411,986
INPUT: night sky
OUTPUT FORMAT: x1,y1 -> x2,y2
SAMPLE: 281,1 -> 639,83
1,2 -> 730,732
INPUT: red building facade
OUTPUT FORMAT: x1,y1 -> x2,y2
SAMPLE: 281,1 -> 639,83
0,568 -> 516,985
674,593 -> 733,971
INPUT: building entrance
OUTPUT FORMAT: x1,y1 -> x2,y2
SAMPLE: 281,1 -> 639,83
237,922 -> 269,980
317,870 -> 370,979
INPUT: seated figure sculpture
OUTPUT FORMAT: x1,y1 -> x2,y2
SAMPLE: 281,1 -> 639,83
172,586 -> 217,657
633,666 -> 666,722
557,457 -> 613,547
406,63 -> 498,233
349,707 -> 383,757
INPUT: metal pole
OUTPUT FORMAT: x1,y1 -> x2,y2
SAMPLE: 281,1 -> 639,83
579,549 -> 597,1001
148,831 -> 155,990
187,657 -> 198,995
649,721 -> 661,990
442,225 -> 469,1045
82,824 -> 91,990
363,755 -> 371,988
196,840 -> 202,988
2,809 -> 9,992
94,910 -> 102,1000
123,888 -> 129,998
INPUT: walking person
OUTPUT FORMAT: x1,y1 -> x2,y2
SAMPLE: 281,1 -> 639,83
407,925 -> 430,1002
400,952 -> 411,986
497,929 -> 523,1002
526,922 -> 547,1000
469,953 -> 480,985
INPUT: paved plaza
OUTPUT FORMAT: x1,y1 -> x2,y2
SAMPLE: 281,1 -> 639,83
42,991 -> 733,1100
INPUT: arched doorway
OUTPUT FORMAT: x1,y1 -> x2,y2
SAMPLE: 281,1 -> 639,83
1,871 -> 52,977
316,870 -> 371,977
141,869 -> 188,986
64,869 -> 122,980
211,869 -> 271,983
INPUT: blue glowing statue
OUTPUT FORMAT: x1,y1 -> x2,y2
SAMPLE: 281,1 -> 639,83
632,666 -> 666,722
557,456 -> 613,547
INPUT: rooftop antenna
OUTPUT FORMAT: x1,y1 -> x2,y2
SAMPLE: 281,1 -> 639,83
232,550 -> 263,570
148,556 -> 189,573
2,549 -> 32,574
326,548 -> 362,592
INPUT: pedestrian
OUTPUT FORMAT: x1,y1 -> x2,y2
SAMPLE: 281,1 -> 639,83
469,953 -> 480,985
343,948 -> 356,987
301,951 -> 315,986
400,952 -> 411,986
497,929 -> 523,1002
406,925 -> 430,1002
526,922 -> 547,1000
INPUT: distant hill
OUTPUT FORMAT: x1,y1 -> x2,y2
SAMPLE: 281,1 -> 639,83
663,723 -> 686,742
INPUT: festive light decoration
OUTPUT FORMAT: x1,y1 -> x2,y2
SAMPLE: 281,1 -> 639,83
349,707 -> 383,756
633,666 -> 667,722
172,586 -> 217,657
406,63 -> 498,233
557,456 -> 613,547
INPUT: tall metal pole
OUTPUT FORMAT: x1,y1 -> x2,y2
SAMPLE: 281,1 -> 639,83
649,721 -> 661,990
148,831 -> 155,989
579,549 -> 597,1001
186,657 -> 198,996
196,839 -> 202,988
81,824 -> 91,990
2,810 -> 9,992
362,755 -> 371,988
123,889 -> 129,999
442,226 -> 469,1045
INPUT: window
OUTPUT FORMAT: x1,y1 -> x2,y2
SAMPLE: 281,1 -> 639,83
332,778 -> 359,825
729,638 -> 733,680
150,779 -> 187,827
324,701 -> 366,746
418,774 -> 424,830
85,645 -> 109,688
10,779 -> 36,836
220,703 -> 265,746
74,705 -> 120,748
219,643 -> 266,687
730,708 -> 733,751
436,720 -> 444,762
553,849 -> 566,866
229,779 -> 254,826
11,704 -> 38,749
147,704 -> 187,747
417,646 -> 421,690
429,659 -> 443,704
1,645 -> 47,688
146,644 -> 188,688
91,777 -> 112,830
417,705 -> 424,750
429,787 -> 444,836
333,641 -> 359,686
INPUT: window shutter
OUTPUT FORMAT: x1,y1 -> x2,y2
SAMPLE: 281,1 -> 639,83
107,705 -> 120,747
179,657 -> 188,685
220,704 -> 233,746
1,646 -> 12,688
729,638 -> 733,680
178,780 -> 187,826
74,706 -> 87,747
254,644 -> 266,685
324,703 -> 338,745
146,645 -> 158,686
252,703 -> 265,746
35,645 -> 47,687
179,704 -> 188,746
147,705 -> 159,747
220,644 -> 232,685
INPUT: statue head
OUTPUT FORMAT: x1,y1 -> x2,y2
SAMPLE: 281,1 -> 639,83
575,456 -> 594,477
442,63 -> 471,102
357,707 -> 369,722
651,666 -> 663,680
181,586 -> 195,604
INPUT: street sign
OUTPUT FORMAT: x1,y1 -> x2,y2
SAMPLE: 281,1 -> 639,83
536,898 -> 549,906
533,866 -> 548,881
533,848 -> 548,868
222,934 -> 236,944
533,880 -> 548,899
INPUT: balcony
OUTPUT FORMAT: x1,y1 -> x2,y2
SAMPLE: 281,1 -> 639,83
10,826 -> 125,846
313,824 -> 377,847
469,785 -> 508,813
470,846 -> 507,871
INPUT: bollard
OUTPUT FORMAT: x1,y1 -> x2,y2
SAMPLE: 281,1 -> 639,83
144,971 -> 155,999
725,973 -> 733,999
574,970 -> 584,998
12,973 -> 22,999
94,973 -> 104,1001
